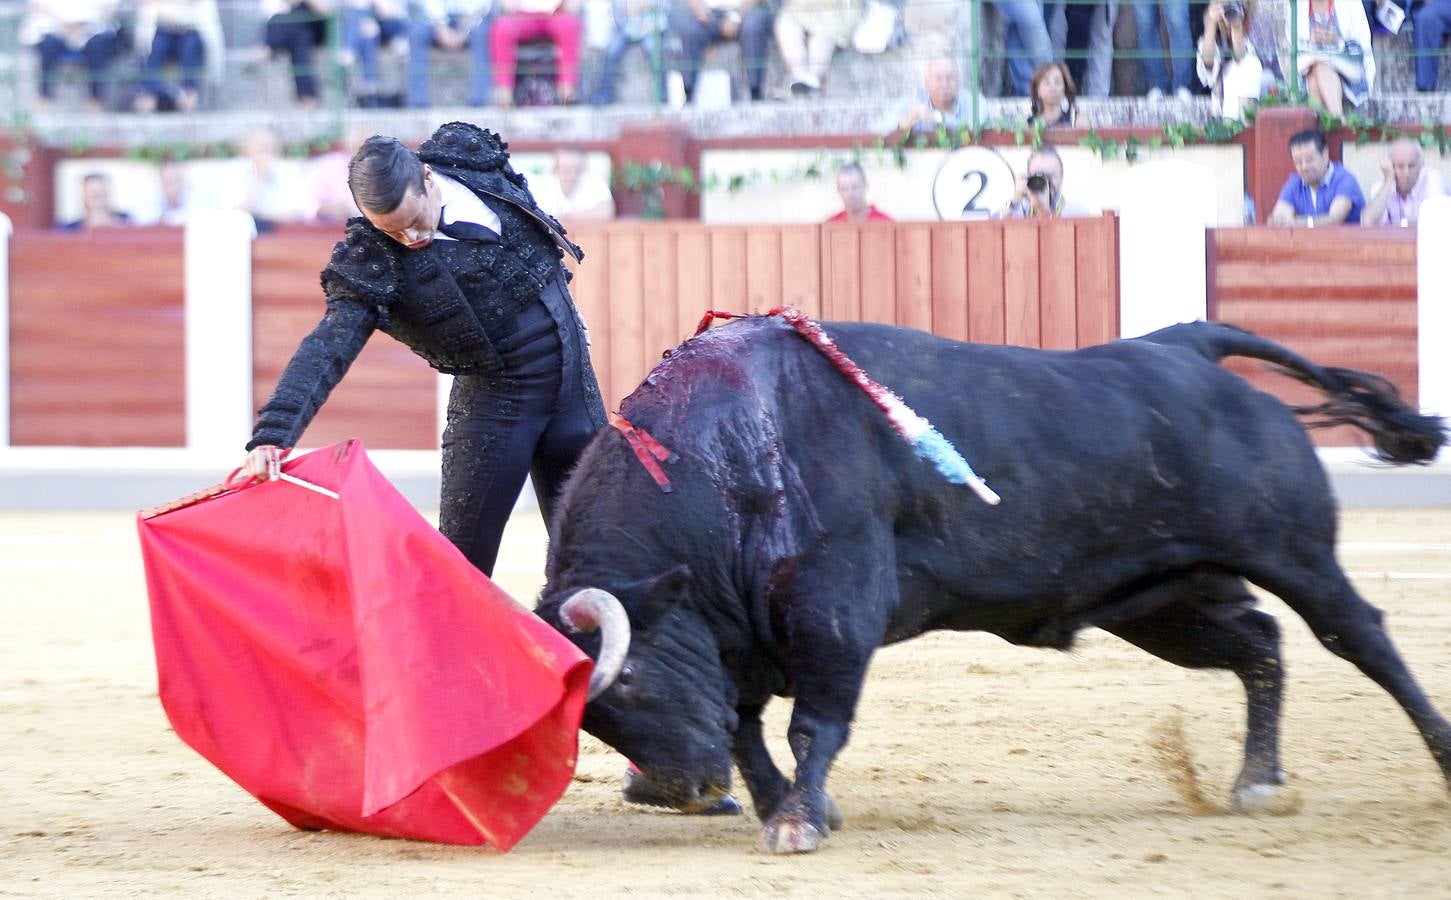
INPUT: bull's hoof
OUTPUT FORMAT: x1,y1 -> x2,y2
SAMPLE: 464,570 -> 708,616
758,814 -> 826,854
1230,781 -> 1301,816
1229,783 -> 1280,813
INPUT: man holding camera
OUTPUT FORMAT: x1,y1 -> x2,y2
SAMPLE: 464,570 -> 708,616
1000,146 -> 1095,219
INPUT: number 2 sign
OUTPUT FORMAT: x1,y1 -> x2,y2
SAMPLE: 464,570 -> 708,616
931,147 -> 1016,221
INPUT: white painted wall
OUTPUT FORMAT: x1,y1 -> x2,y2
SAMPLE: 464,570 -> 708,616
1118,160 -> 1216,339
700,145 -> 1247,226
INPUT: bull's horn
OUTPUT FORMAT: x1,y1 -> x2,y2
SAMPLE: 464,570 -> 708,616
559,588 -> 631,701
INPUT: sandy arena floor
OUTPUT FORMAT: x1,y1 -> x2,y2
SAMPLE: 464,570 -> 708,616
1,506 -> 1449,898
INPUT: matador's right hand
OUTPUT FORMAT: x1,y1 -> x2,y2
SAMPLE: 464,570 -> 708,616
240,445 -> 288,484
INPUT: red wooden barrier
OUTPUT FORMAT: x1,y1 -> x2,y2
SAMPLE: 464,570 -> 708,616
8,217 -> 1121,450
8,228 -> 185,446
1207,226 -> 1419,447
571,215 -> 1120,410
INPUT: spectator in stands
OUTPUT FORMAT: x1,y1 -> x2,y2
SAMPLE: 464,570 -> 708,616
1134,0 -> 1193,102
342,0 -> 408,107
1268,129 -> 1364,226
878,57 -> 987,142
1294,0 -> 1375,118
143,159 -> 196,226
134,0 -> 221,112
263,1 -> 336,108
21,1 -> 122,113
1414,0 -> 1451,91
996,1 -> 1054,96
1361,138 -> 1449,226
60,173 -> 133,231
1027,61 -> 1077,130
491,0 -> 585,105
999,145 -> 1095,218
1196,0 -> 1264,120
236,128 -> 318,230
408,0 -> 493,107
1044,1 -> 1097,96
590,0 -> 669,103
308,134 -> 367,223
530,149 -> 616,220
826,162 -> 891,222
667,0 -> 776,104
773,0 -> 860,97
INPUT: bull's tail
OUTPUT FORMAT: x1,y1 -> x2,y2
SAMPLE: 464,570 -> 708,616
1140,322 -> 1447,465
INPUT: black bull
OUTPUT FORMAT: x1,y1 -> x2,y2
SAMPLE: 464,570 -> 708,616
534,318 -> 1450,853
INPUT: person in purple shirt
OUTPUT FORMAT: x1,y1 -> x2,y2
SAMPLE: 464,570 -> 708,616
1268,129 -> 1365,227
1361,137 -> 1449,226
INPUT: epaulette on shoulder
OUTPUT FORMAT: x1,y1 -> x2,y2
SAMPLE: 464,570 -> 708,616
417,121 -> 511,173
320,218 -> 404,320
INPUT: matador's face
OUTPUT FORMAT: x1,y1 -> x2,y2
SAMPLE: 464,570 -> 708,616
363,165 -> 443,250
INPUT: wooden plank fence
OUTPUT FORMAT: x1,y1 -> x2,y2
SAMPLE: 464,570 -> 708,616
8,229 -> 186,447
8,216 -> 1120,448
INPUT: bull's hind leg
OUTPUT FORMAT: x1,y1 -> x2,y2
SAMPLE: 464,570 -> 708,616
1269,561 -> 1451,791
1104,575 -> 1287,810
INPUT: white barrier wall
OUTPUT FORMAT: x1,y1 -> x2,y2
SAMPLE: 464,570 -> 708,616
184,210 -> 257,454
1419,195 -> 1451,429
0,213 -> 10,448
1117,160 -> 1216,338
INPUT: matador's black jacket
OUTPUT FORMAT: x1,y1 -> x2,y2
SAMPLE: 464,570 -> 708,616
247,121 -> 606,575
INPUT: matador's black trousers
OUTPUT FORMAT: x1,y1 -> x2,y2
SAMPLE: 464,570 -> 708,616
439,274 -> 602,576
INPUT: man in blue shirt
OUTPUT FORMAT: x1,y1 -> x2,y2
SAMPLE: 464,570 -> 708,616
1268,129 -> 1366,227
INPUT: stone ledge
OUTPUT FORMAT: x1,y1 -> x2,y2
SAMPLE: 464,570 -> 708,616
21,93 -> 1449,151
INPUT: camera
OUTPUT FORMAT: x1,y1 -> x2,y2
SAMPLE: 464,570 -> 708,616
1026,173 -> 1049,193
1223,1 -> 1245,23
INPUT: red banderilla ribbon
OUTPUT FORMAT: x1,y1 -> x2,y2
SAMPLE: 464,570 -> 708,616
610,412 -> 678,493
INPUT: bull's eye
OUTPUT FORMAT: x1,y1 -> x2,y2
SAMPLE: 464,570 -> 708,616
617,666 -> 634,687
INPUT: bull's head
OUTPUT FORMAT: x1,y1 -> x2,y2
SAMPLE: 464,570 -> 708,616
538,567 -> 736,812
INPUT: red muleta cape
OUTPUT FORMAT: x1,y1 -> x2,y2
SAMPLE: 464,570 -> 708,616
137,439 -> 590,849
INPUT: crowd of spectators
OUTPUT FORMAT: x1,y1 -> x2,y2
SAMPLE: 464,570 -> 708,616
16,0 -> 1449,115
54,128 -> 619,231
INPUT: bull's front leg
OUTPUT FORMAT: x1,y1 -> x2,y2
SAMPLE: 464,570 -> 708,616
733,703 -> 791,819
757,686 -> 861,854
734,702 -> 847,830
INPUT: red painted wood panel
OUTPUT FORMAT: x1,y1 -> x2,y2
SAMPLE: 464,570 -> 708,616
858,226 -> 897,325
1001,223 -> 1041,347
1038,219 -> 1078,350
929,225 -> 968,341
1074,215 -> 1120,346
965,224 -> 1006,344
9,229 -> 186,446
780,226 -> 822,319
895,225 -> 934,333
606,229 -> 647,410
1207,226 -> 1419,448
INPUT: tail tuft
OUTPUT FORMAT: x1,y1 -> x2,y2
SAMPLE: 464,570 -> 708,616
1287,366 -> 1447,464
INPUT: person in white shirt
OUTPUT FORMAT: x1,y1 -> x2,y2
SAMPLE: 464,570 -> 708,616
21,0 -> 122,112
529,149 -> 615,221
134,0 -> 221,112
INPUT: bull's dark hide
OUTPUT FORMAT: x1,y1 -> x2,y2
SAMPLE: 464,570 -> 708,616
535,319 -> 1451,853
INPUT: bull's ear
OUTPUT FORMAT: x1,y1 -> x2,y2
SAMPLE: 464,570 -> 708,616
621,564 -> 693,629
